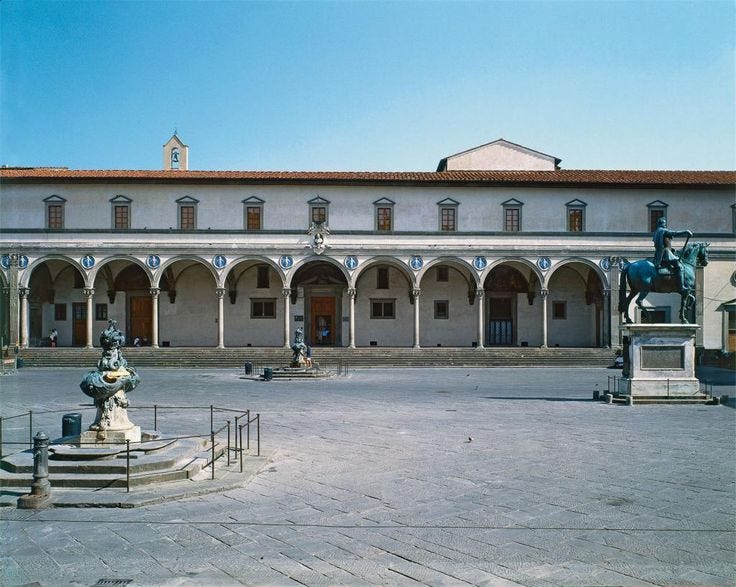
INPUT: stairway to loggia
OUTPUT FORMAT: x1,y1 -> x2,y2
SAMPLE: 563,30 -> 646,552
18,346 -> 615,369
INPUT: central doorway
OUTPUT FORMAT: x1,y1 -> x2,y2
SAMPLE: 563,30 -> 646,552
488,295 -> 514,345
310,296 -> 335,346
129,295 -> 152,343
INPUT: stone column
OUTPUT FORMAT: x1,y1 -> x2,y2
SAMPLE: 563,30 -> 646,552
19,287 -> 30,349
695,266 -> 704,346
540,289 -> 549,348
412,288 -> 421,349
215,288 -> 225,349
348,288 -> 357,348
602,289 -> 611,348
282,289 -> 292,348
149,288 -> 160,348
8,254 -> 20,348
83,288 -> 95,348
609,262 -> 622,348
475,289 -> 485,348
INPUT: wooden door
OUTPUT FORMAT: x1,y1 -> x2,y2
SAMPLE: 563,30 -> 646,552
72,303 -> 86,346
130,296 -> 152,344
488,296 -> 514,346
310,296 -> 335,346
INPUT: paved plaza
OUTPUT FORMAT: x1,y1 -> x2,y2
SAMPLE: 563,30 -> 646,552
1,366 -> 734,586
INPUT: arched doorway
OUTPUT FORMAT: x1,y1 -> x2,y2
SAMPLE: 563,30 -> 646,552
27,259 -> 86,346
94,260 -> 153,345
418,260 -> 477,347
354,259 -> 414,347
290,260 -> 348,347
547,262 -> 604,347
157,259 -> 218,346
223,260 -> 284,346
484,263 -> 538,346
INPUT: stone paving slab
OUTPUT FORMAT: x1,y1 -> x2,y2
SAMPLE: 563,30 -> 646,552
0,366 -> 734,586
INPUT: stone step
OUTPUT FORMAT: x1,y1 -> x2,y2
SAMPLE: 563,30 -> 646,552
0,438 -> 230,488
18,347 -> 615,368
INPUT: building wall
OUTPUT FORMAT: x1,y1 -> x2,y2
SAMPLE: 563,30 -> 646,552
1,183 -> 732,234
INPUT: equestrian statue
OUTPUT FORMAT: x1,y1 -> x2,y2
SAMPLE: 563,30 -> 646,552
619,219 -> 709,324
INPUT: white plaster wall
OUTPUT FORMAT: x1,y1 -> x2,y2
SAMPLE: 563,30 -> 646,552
158,265 -> 217,346
354,266 -> 413,347
419,268 -> 476,347
223,266 -> 283,346
446,142 -> 556,171
516,293 -> 543,347
547,267 -> 596,347
703,260 -> 736,349
2,182 -> 732,233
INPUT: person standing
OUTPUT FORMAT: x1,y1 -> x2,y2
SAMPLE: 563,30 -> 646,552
49,328 -> 58,347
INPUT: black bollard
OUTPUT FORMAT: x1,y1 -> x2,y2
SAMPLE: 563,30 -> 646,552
18,432 -> 52,509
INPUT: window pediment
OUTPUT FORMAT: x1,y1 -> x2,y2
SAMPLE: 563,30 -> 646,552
308,196 -> 330,205
176,195 -> 199,204
110,194 -> 132,203
647,200 -> 668,208
242,196 -> 265,204
565,198 -> 587,207
501,198 -> 523,207
437,197 -> 459,206
43,195 -> 66,203
373,197 -> 395,206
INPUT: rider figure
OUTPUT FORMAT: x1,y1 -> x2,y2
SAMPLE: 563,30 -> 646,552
652,217 -> 691,290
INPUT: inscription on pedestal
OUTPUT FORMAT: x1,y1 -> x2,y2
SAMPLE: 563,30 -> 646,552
641,346 -> 684,370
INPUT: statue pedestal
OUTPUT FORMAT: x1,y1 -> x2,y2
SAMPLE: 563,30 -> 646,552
620,324 -> 700,396
79,425 -> 141,445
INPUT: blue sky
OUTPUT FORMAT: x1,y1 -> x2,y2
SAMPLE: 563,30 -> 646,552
1,1 -> 734,171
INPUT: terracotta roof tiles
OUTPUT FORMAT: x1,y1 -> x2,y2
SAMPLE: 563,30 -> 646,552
0,167 -> 733,187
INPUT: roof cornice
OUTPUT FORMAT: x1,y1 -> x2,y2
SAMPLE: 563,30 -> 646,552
0,168 -> 734,189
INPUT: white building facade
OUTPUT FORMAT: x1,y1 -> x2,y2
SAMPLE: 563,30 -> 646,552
1,138 -> 734,357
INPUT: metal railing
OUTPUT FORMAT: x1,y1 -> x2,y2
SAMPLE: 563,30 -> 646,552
0,404 -> 261,492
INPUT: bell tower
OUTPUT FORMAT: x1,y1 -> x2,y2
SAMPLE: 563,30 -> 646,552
163,132 -> 189,171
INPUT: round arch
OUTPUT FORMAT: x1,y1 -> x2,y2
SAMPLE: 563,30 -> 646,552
288,255 -> 351,289
21,255 -> 85,288
548,257 -> 609,290
418,257 -> 480,289
482,257 -> 544,289
353,255 -> 416,290
546,258 -> 606,348
89,255 -> 154,288
222,256 -> 285,287
155,256 -> 219,288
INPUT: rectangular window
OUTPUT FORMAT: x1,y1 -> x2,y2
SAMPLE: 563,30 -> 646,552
504,207 -> 520,232
649,208 -> 665,232
257,265 -> 270,289
436,266 -> 449,282
95,303 -> 108,321
552,301 -> 567,320
54,303 -> 67,321
377,267 -> 389,289
371,299 -> 395,319
440,207 -> 456,231
114,205 -> 130,229
47,204 -> 63,229
311,206 -> 327,225
180,205 -> 195,230
246,206 -> 262,231
434,300 -> 449,319
567,208 -> 584,232
251,298 -> 276,318
376,207 -> 392,231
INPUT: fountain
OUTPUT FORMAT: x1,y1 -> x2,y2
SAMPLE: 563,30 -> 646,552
79,319 -> 141,443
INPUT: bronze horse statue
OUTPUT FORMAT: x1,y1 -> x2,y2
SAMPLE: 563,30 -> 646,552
619,241 -> 709,324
